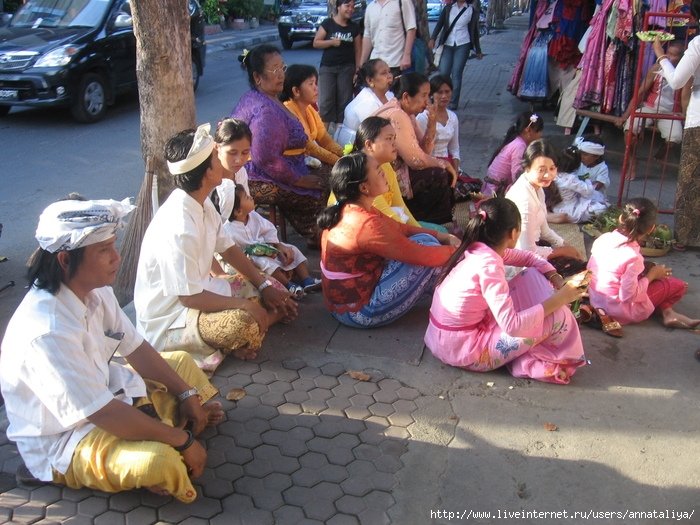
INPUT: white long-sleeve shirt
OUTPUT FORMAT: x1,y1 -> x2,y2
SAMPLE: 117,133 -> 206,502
660,35 -> 700,129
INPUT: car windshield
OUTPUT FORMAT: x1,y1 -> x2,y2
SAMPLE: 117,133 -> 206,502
10,0 -> 111,29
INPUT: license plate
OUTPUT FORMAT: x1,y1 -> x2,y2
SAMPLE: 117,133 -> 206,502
0,89 -> 17,100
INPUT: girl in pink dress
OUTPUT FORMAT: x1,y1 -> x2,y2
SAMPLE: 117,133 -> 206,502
425,197 -> 587,384
482,112 -> 544,197
587,197 -> 700,328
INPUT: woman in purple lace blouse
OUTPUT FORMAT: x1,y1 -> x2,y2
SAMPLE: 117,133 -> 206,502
231,44 -> 327,246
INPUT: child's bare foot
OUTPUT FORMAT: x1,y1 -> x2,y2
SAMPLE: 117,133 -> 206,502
203,401 -> 225,427
662,310 -> 700,329
146,485 -> 170,497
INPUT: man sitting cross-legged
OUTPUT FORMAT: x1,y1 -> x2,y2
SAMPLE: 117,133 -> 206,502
135,124 -> 296,370
0,197 -> 223,503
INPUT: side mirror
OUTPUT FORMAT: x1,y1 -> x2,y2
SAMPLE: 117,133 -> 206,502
113,13 -> 132,28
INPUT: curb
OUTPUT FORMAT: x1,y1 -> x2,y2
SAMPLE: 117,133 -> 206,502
206,30 -> 280,54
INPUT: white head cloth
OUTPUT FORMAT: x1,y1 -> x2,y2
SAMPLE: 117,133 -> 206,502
167,123 -> 216,175
573,136 -> 605,156
36,198 -> 135,252
216,178 -> 237,222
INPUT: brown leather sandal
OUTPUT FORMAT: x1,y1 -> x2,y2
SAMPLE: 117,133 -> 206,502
593,307 -> 623,338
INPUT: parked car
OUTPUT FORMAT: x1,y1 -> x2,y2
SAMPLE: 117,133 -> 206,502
0,0 -> 206,122
278,0 -> 365,50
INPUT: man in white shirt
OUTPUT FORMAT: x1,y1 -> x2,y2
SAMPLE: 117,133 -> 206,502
360,0 -> 417,75
134,124 -> 295,368
0,198 -> 223,502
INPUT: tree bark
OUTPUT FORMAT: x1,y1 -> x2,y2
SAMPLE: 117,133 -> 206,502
113,0 -> 196,305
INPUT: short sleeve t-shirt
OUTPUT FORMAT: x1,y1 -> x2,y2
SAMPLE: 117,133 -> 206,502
320,18 -> 360,67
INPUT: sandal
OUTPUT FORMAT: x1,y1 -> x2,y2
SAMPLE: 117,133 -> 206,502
577,304 -> 594,324
593,307 -> 623,338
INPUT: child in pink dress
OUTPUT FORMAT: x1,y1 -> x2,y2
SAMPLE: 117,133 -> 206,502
587,197 -> 700,328
482,112 -> 543,197
425,197 -> 587,384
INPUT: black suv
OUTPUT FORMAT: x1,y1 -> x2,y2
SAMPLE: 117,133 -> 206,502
278,0 -> 365,50
0,0 -> 206,122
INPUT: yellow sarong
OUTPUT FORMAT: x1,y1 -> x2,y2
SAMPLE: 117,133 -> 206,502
53,351 -> 218,503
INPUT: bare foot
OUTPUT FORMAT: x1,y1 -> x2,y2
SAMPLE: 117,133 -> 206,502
662,310 -> 700,329
203,401 -> 225,427
146,485 -> 170,497
232,345 -> 259,361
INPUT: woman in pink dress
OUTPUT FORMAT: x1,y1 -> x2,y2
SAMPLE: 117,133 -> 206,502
482,111 -> 543,197
587,197 -> 700,328
425,197 -> 587,384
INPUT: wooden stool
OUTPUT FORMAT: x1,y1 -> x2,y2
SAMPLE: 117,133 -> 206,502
257,204 -> 288,242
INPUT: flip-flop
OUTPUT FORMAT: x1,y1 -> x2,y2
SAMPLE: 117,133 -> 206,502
593,308 -> 623,338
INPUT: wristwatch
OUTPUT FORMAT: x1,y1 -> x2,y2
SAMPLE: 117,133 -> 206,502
257,279 -> 273,292
177,387 -> 198,402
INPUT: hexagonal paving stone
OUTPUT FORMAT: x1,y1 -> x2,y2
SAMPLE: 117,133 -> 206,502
233,477 -> 284,512
124,506 -> 157,525
63,515 -> 95,525
215,463 -> 245,483
322,397 -> 352,418
387,411 -> 414,428
313,375 -> 339,390
320,363 -> 346,377
0,487 -> 30,508
368,403 -> 395,418
383,426 -> 410,439
308,388 -> 333,401
257,392 -> 285,408
290,378 -> 316,392
335,494 -> 367,515
28,485 -> 62,505
232,429 -> 264,450
267,381 -> 293,394
245,445 -> 300,477
12,500 -> 46,524
348,394 -> 374,408
281,358 -> 307,371
298,366 -> 322,379
178,518 -> 209,525
344,407 -> 371,421
158,496 -> 222,521
45,500 -> 78,521
353,382 -> 378,396
284,482 -> 343,521
243,418 -> 271,434
201,478 -> 234,499
300,399 -> 328,415
251,370 -> 277,385
273,505 -> 306,523
108,491 -> 140,513
76,496 -> 108,517
330,384 -> 356,399
395,386 -> 420,401
260,427 -> 313,458
284,390 -> 310,404
94,510 -> 126,525
262,473 -> 293,492
224,446 -> 253,466
206,449 -> 227,470
377,378 -> 402,391
372,389 -> 399,404
307,434 -> 359,466
260,361 -> 300,382
328,513 -> 361,525
373,454 -> 404,474
379,439 -> 407,458
276,402 -> 302,416
352,444 -> 382,462
358,508 -> 391,525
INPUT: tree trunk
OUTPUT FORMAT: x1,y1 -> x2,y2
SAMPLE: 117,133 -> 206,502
113,0 -> 196,305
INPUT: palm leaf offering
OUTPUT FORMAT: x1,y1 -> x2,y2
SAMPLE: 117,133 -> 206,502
636,30 -> 675,42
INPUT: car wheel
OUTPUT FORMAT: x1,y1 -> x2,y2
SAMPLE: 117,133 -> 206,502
192,57 -> 201,92
280,31 -> 293,50
0,105 -> 10,117
71,72 -> 107,123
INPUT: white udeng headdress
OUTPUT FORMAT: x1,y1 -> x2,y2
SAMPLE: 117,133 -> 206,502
573,136 -> 605,156
167,123 -> 216,175
36,198 -> 135,252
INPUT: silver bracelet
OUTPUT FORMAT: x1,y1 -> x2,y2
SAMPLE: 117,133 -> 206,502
177,387 -> 198,402
257,279 -> 273,292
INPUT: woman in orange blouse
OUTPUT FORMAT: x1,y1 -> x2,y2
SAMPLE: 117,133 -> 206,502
318,152 -> 459,328
282,64 -> 344,174
374,72 -> 458,225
